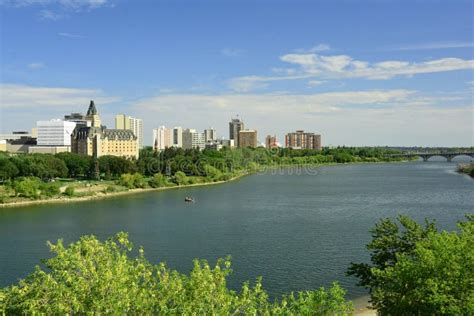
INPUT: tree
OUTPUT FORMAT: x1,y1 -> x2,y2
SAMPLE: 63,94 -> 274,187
1,232 -> 352,315
13,177 -> 41,199
148,173 -> 170,188
40,182 -> 61,197
0,158 -> 19,181
56,153 -> 91,178
348,215 -> 473,315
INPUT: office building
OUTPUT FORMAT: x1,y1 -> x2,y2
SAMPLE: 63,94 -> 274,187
115,114 -> 144,149
285,130 -> 322,150
204,127 -> 217,142
171,127 -> 183,148
153,126 -> 171,151
65,112 -> 91,127
182,129 -> 205,150
238,130 -> 258,148
71,101 -> 139,159
0,131 -> 33,142
229,118 -> 244,147
36,119 -> 76,146
265,135 -> 278,149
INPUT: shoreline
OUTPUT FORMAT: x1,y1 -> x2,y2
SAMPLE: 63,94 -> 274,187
0,160 -> 413,209
0,172 -> 250,209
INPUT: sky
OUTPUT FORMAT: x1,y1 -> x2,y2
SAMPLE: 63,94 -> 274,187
0,0 -> 473,147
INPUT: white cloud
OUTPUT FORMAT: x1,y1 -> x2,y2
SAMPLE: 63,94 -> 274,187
221,48 -> 244,57
307,80 -> 326,87
295,43 -> 331,53
0,84 -> 120,108
228,74 -> 313,92
385,41 -> 474,51
38,9 -> 64,20
58,32 -> 84,38
228,53 -> 474,90
27,62 -> 45,69
3,0 -> 109,9
131,90 -> 473,146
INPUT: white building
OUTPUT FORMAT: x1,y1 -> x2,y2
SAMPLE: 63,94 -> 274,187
36,119 -> 76,146
204,127 -> 217,142
182,129 -> 205,150
153,126 -> 171,151
171,126 -> 183,148
153,126 -> 183,151
115,114 -> 144,149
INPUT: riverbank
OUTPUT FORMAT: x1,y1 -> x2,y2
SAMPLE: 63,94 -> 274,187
0,172 -> 250,209
0,160 -> 414,209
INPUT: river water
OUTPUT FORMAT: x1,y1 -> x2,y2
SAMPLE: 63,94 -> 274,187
0,160 -> 472,299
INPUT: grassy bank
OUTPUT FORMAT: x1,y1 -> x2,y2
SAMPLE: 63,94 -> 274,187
0,172 -> 250,208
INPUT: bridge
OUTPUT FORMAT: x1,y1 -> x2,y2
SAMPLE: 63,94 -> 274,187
388,152 -> 474,162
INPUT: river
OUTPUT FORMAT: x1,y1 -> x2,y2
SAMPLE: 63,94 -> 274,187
0,160 -> 472,299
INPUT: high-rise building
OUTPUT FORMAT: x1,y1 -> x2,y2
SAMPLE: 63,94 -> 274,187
285,130 -> 322,150
171,127 -> 183,148
152,126 -> 182,151
153,126 -> 172,151
71,101 -> 139,159
229,118 -> 244,147
182,129 -> 205,150
204,127 -> 217,142
36,119 -> 76,146
115,114 -> 144,149
265,135 -> 278,149
65,113 -> 90,127
238,130 -> 258,148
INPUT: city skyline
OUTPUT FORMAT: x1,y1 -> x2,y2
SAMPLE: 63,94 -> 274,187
1,1 -> 473,146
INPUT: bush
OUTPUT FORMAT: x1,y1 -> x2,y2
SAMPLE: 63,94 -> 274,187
13,177 -> 41,199
348,215 -> 474,315
118,173 -> 147,189
64,186 -> 75,197
105,185 -> 118,193
148,173 -> 169,188
1,233 -> 353,314
173,171 -> 189,185
40,182 -> 61,197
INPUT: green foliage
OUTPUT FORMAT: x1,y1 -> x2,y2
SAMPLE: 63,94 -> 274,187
64,186 -> 75,197
118,173 -> 147,189
148,173 -> 171,188
173,171 -> 189,185
99,155 -> 136,178
40,182 -> 61,197
55,152 -> 92,178
348,215 -> 473,315
1,233 -> 352,315
0,157 -> 19,181
13,177 -> 41,199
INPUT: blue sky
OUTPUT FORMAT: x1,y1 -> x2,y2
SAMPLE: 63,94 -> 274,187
1,0 -> 473,146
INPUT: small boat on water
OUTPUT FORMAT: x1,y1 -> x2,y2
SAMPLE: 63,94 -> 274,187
184,197 -> 194,202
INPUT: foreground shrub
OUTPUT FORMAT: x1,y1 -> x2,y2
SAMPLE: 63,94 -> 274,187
1,233 -> 352,315
348,215 -> 474,315
148,173 -> 170,188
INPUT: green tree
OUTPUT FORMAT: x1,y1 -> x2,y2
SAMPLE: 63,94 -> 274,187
0,158 -> 19,181
348,215 -> 473,315
40,182 -> 61,197
13,177 -> 41,199
1,233 -> 352,315
173,171 -> 189,185
148,173 -> 170,188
